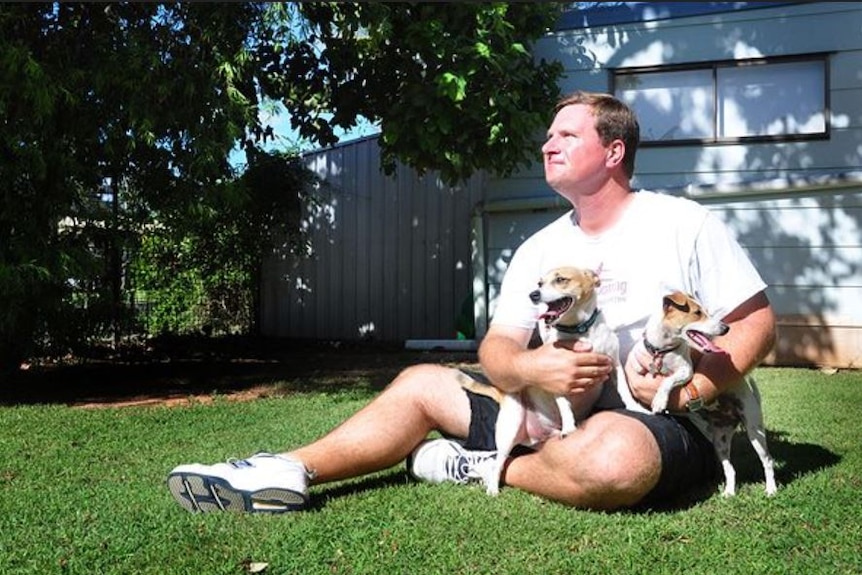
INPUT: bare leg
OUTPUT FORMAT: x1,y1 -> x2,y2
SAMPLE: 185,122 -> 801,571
285,364 -> 472,484
503,411 -> 662,510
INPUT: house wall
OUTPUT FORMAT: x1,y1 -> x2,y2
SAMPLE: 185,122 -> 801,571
480,2 -> 862,367
260,137 -> 484,343
260,2 -> 861,367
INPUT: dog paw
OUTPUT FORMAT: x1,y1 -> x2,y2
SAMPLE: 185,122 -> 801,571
650,395 -> 669,413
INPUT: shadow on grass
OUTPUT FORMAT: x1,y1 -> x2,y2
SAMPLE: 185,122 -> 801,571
289,428 -> 841,515
754,429 -> 840,486
0,337 -> 479,407
645,428 -> 841,513
308,470 -> 414,512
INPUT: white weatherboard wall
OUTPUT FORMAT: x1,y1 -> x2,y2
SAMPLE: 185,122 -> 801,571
478,2 -> 862,367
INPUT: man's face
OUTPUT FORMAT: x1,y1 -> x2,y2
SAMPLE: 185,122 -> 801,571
542,104 -> 610,196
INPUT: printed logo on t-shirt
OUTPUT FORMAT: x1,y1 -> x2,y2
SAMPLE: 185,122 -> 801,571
598,277 -> 628,307
594,262 -> 628,307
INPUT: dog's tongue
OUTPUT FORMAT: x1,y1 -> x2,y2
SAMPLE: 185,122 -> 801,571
689,331 -> 726,354
539,298 -> 571,323
539,309 -> 561,322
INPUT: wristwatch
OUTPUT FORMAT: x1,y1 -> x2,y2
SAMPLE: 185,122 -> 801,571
683,381 -> 705,412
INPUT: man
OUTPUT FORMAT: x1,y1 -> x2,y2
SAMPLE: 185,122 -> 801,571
167,91 -> 775,512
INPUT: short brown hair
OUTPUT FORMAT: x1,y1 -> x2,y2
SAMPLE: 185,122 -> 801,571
554,91 -> 640,178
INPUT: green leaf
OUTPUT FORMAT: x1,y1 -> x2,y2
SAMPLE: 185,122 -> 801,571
437,72 -> 467,102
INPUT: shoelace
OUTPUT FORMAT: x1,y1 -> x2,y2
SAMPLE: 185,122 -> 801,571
444,455 -> 470,482
447,452 -> 495,483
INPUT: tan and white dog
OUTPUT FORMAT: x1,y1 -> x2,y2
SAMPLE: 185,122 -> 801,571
641,291 -> 777,496
485,266 -> 623,496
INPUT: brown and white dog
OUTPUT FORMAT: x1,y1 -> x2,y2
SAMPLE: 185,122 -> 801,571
641,291 -> 777,496
485,266 -> 623,496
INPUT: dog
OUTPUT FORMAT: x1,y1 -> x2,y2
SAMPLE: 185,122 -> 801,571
641,291 -> 777,496
485,266 -> 623,496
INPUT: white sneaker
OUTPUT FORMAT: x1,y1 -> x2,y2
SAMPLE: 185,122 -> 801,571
408,439 -> 496,485
167,453 -> 310,513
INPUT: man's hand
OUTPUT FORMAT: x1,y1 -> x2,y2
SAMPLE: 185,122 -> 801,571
624,344 -> 669,410
521,339 -> 613,398
478,326 -> 612,397
624,341 -> 694,412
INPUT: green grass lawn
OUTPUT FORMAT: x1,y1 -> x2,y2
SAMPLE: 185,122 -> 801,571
1,366 -> 860,574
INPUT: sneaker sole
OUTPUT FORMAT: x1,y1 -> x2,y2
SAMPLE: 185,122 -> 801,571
167,472 -> 308,513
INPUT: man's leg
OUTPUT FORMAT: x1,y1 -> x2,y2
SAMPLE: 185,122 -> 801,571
503,411 -> 662,510
288,364 -> 473,483
168,364 -> 473,512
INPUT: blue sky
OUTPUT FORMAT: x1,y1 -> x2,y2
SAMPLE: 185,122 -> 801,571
230,102 -> 380,169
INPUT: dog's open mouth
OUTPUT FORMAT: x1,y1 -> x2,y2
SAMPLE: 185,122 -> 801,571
686,330 -> 726,354
539,297 -> 574,324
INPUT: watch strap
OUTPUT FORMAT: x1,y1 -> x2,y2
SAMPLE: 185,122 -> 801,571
683,381 -> 704,412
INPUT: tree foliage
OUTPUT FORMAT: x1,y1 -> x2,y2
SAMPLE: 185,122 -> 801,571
1,3 -> 265,367
130,152 -> 318,336
0,2 -> 564,368
260,3 -> 564,183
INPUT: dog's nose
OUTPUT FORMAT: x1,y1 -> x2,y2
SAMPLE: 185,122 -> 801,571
718,322 -> 730,335
529,289 -> 541,304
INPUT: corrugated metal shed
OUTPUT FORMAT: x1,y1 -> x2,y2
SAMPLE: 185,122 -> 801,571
260,137 -> 484,343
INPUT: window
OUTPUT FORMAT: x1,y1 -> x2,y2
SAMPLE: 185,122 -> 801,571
613,55 -> 828,145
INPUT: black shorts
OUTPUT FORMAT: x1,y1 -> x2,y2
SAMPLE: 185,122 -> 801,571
458,371 -> 719,508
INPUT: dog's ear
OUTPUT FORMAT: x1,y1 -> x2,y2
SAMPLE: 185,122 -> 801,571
593,262 -> 604,283
663,291 -> 690,313
586,268 -> 601,288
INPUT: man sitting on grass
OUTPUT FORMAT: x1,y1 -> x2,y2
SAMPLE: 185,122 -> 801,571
167,91 -> 775,512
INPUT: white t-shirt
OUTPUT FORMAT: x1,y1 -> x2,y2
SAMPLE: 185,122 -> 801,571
491,190 -> 767,362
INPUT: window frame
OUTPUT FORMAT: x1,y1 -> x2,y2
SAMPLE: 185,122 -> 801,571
611,53 -> 831,147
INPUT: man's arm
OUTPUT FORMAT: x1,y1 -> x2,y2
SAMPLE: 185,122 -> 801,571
479,324 -> 614,396
477,325 -> 534,393
626,290 -> 776,411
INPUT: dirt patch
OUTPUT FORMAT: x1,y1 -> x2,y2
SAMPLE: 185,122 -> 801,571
73,384 -> 282,409
3,338 -> 480,409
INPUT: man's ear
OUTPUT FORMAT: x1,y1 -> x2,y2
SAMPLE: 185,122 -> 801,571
606,139 -> 625,168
